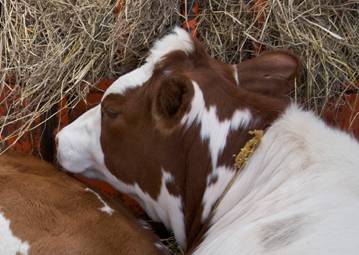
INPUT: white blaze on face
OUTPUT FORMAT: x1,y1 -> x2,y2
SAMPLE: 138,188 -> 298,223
0,211 -> 29,255
181,82 -> 253,221
85,188 -> 114,216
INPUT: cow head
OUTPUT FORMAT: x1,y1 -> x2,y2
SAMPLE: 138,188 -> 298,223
56,27 -> 298,250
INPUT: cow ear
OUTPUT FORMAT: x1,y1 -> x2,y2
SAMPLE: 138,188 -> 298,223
233,51 -> 299,97
153,75 -> 194,131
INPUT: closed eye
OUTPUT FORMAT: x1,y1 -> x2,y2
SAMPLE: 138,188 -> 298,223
102,106 -> 120,119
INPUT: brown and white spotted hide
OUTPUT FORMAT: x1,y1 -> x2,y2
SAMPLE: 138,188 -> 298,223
0,153 -> 168,255
56,27 -> 299,251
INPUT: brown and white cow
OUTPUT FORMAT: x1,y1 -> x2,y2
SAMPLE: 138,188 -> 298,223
57,27 -> 359,254
0,153 -> 168,255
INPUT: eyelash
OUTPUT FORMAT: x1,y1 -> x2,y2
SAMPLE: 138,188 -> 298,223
101,107 -> 120,119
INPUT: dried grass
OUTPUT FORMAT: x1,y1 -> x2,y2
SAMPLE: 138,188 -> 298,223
197,0 -> 359,113
3,0 -> 357,152
0,0 -> 115,149
0,0 -> 179,152
1,0 -> 358,253
113,0 -> 180,72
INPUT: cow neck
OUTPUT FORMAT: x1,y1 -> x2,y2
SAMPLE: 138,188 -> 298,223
169,124 -> 212,248
184,88 -> 289,250
186,129 -> 265,251
212,129 -> 264,218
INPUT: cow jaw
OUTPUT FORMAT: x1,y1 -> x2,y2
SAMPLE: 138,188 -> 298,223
57,105 -> 188,247
89,165 -> 187,248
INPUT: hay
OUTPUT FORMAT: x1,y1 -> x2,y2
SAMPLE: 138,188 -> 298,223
0,0 -> 115,149
113,0 -> 180,72
4,0 -> 357,152
0,0 -> 179,152
197,0 -> 359,113
1,0 -> 358,253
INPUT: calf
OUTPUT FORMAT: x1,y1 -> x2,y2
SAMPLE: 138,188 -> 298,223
0,153 -> 168,255
57,27 -> 359,254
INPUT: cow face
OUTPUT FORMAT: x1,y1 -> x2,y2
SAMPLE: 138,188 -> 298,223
56,27 -> 298,249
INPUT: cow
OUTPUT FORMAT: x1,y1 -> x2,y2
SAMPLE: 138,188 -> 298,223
0,153 -> 168,255
56,27 -> 359,254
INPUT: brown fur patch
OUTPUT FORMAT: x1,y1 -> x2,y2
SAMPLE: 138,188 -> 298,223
0,153 -> 167,255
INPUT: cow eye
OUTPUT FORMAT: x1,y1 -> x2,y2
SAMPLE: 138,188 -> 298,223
102,107 -> 119,119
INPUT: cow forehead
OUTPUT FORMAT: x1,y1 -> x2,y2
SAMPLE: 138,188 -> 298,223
103,27 -> 194,98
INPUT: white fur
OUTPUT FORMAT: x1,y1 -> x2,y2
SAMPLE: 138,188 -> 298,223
85,188 -> 114,215
56,106 -> 103,174
146,26 -> 194,64
101,168 -> 186,249
103,62 -> 153,97
103,27 -> 193,98
201,166 -> 235,221
158,170 -> 186,248
181,82 -> 252,170
0,212 -> 29,255
59,144 -> 187,249
181,82 -> 252,221
194,105 -> 359,255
